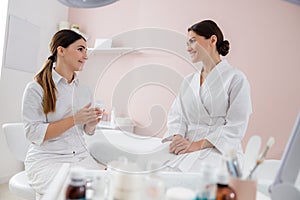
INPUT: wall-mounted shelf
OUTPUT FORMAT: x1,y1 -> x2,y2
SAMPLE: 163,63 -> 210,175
87,47 -> 133,54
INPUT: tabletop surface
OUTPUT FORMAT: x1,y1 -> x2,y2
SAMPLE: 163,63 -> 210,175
42,163 -> 271,200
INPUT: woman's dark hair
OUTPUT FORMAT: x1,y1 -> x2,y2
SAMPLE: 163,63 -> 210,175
188,20 -> 230,56
35,29 -> 86,114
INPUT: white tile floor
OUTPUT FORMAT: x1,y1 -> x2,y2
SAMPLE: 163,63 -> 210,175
0,183 -> 23,200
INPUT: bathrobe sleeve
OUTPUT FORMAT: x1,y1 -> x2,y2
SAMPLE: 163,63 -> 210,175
165,79 -> 189,138
205,73 -> 252,155
22,81 -> 49,146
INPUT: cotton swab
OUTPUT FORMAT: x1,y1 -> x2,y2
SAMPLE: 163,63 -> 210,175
247,137 -> 275,180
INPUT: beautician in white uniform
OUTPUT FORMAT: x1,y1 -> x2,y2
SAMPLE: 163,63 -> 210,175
22,30 -> 103,198
164,20 -> 252,172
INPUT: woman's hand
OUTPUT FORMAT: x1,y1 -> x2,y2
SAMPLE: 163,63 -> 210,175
84,107 -> 102,127
75,103 -> 105,135
169,135 -> 192,155
74,103 -> 101,125
169,135 -> 214,155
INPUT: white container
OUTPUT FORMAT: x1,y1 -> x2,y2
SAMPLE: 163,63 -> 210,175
144,175 -> 165,200
94,38 -> 112,49
165,187 -> 196,200
108,158 -> 143,200
58,21 -> 70,30
144,162 -> 165,200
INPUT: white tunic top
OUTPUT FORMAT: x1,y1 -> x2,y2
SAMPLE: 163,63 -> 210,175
22,69 -> 99,195
164,60 -> 252,172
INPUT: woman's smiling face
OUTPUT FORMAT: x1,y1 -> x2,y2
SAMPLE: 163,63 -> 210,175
61,38 -> 88,72
186,30 -> 211,63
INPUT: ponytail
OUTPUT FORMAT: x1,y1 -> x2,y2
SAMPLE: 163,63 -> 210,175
34,58 -> 56,114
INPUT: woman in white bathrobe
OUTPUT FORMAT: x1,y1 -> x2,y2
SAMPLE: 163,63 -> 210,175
22,30 -> 104,197
164,20 -> 252,172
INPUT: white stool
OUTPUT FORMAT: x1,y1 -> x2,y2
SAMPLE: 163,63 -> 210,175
2,123 -> 36,200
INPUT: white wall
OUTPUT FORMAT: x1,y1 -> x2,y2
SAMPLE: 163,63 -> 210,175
0,0 -> 9,78
1,0 -> 300,183
69,0 -> 300,159
0,0 -> 68,183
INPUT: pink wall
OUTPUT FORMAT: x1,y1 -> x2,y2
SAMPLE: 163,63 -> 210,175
69,0 -> 300,159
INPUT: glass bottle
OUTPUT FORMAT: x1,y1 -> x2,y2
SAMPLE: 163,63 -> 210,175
216,161 -> 236,200
144,161 -> 165,200
66,169 -> 86,200
216,184 -> 236,200
196,162 -> 217,200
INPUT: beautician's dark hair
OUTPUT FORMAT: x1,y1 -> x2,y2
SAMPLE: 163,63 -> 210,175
188,20 -> 230,56
35,29 -> 86,114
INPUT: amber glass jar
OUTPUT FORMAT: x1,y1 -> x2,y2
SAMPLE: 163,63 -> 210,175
216,183 -> 236,200
65,169 -> 86,200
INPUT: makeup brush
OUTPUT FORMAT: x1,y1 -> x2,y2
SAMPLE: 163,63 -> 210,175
243,135 -> 261,179
247,137 -> 275,180
225,148 -> 242,178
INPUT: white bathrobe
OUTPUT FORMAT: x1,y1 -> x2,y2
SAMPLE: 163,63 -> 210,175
164,60 -> 252,172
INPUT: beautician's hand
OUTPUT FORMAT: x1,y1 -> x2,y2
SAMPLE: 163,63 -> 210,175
84,107 -> 105,135
85,107 -> 104,126
74,103 -> 101,125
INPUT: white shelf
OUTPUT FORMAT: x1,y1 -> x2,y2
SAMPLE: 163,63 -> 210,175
87,47 -> 133,54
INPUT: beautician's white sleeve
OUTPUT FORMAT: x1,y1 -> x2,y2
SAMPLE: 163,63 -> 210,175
205,73 -> 252,155
22,81 -> 49,146
165,84 -> 188,138
72,84 -> 93,135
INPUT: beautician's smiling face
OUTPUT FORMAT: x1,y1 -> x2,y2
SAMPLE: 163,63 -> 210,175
63,38 -> 88,71
187,31 -> 210,63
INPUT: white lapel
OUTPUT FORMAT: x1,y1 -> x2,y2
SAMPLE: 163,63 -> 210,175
199,60 -> 229,117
